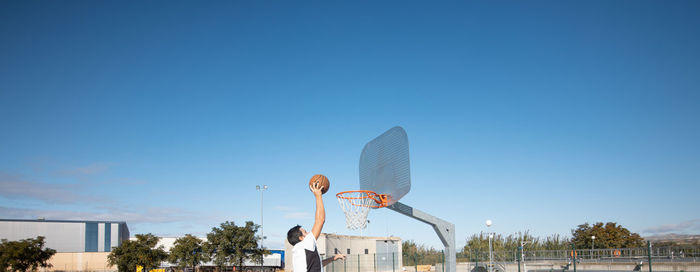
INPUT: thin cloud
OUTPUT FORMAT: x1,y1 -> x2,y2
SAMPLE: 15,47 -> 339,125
0,172 -> 93,204
56,163 -> 112,176
643,219 -> 700,234
102,178 -> 147,186
284,212 -> 311,219
273,206 -> 295,211
0,205 -> 213,225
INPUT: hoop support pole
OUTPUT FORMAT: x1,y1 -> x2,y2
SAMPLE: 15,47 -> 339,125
387,201 -> 456,272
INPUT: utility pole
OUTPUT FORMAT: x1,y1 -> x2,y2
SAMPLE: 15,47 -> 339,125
520,240 -> 528,272
591,236 -> 595,259
571,243 -> 577,272
486,220 -> 493,272
256,185 -> 269,272
647,241 -> 652,272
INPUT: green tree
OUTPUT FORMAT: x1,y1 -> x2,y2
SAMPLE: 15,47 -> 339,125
402,240 -> 420,266
462,232 -> 489,262
108,233 -> 168,272
461,231 -> 571,261
168,234 -> 208,271
402,240 -> 444,266
540,234 -> 570,250
204,221 -> 266,270
0,236 -> 56,272
571,222 -> 643,249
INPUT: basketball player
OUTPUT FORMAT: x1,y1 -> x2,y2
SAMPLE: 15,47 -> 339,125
287,182 -> 345,272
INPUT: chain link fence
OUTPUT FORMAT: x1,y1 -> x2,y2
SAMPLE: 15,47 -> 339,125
327,252 -> 401,272
461,245 -> 700,263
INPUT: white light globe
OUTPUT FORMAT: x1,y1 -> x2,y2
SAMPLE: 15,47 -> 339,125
486,220 -> 492,227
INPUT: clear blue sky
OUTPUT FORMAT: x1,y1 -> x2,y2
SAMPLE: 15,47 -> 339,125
1,1 -> 699,250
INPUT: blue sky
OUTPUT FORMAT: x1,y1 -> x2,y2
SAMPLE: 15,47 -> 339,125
1,1 -> 699,250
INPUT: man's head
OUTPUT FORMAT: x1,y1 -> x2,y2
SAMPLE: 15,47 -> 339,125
287,225 -> 308,245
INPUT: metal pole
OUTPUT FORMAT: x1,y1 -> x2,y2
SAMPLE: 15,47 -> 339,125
648,241 -> 652,272
571,244 -> 576,272
261,187 -> 263,272
256,185 -> 268,272
517,246 -> 521,272
521,240 -> 527,272
591,236 -> 595,260
488,234 -> 493,272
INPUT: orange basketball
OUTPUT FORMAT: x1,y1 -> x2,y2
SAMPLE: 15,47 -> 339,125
309,174 -> 330,194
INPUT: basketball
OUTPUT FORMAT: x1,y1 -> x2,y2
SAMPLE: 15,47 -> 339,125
309,174 -> 330,194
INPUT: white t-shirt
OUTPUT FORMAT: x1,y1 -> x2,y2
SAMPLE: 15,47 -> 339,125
292,234 -> 323,272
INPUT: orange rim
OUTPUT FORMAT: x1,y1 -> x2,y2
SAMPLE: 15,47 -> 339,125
336,190 -> 389,208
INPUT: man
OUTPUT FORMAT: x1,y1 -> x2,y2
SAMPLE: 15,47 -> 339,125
287,182 -> 345,272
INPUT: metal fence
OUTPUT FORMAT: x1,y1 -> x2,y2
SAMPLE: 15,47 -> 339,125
325,246 -> 700,272
326,252 -> 401,272
461,246 -> 700,263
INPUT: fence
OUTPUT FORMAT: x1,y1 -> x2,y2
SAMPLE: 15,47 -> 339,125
325,246 -> 700,272
326,252 -> 402,272
461,245 -> 700,263
457,245 -> 700,272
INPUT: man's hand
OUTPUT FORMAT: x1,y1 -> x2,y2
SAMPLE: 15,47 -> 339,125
323,254 -> 346,266
310,182 -> 324,197
310,180 -> 325,239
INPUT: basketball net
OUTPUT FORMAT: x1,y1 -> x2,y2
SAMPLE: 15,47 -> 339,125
336,191 -> 388,230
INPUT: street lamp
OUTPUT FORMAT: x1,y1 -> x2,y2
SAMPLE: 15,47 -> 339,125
256,185 -> 269,272
591,236 -> 596,259
486,220 -> 493,272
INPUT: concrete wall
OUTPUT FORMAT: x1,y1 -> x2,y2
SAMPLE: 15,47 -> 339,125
44,252 -> 114,272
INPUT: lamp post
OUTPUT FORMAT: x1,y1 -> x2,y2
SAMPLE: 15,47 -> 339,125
256,185 -> 269,272
591,236 -> 595,259
486,220 -> 493,272
520,240 -> 529,272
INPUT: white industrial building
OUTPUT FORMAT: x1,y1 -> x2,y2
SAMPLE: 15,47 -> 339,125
284,233 -> 402,272
0,218 -> 129,253
0,218 -> 130,271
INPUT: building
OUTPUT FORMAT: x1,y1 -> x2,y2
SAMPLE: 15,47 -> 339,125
0,219 -> 129,253
284,233 -> 402,272
0,218 -> 130,272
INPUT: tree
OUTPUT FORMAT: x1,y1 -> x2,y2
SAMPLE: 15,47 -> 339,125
0,236 -> 56,272
402,240 -> 444,266
402,240 -> 420,266
168,234 -> 208,271
571,222 -> 643,249
108,233 -> 168,272
460,231 -> 571,262
204,221 -> 265,270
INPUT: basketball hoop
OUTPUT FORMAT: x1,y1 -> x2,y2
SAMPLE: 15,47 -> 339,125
336,190 -> 388,230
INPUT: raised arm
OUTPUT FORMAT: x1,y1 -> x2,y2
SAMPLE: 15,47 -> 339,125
310,182 -> 325,239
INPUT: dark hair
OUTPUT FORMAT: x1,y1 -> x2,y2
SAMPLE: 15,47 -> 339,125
287,225 -> 303,245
